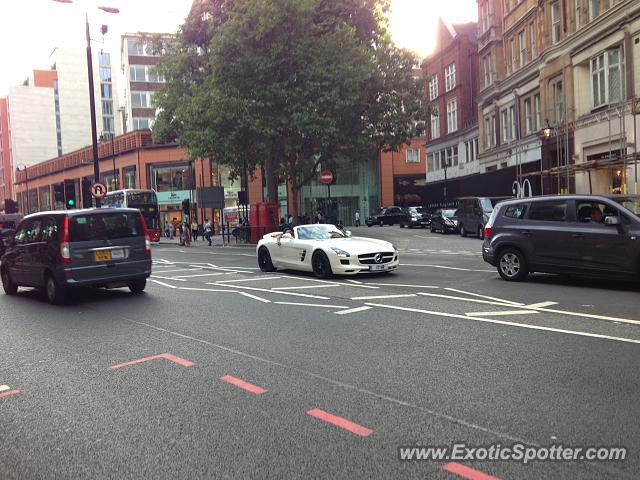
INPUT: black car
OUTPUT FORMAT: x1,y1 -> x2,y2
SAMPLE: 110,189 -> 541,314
429,209 -> 459,234
456,196 -> 509,239
366,206 -> 406,227
1,208 -> 152,304
482,195 -> 640,282
399,206 -> 430,228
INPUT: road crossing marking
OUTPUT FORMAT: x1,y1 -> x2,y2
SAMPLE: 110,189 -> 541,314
442,462 -> 499,480
445,288 -> 524,306
400,263 -> 494,273
238,292 -> 271,303
216,276 -> 282,283
466,310 -> 538,317
150,275 -> 187,282
150,279 -> 178,289
209,283 -> 331,300
334,306 -> 373,315
110,353 -> 194,369
350,293 -> 417,301
306,409 -> 372,437
524,301 -> 559,309
172,272 -> 227,278
272,284 -> 339,290
219,375 -> 267,394
274,302 -> 349,309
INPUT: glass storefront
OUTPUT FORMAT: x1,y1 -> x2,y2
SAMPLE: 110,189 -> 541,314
149,161 -> 197,226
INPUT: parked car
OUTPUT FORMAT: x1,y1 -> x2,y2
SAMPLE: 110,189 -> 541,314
256,224 -> 399,278
456,196 -> 509,239
399,206 -> 430,228
0,208 -> 152,304
429,209 -> 459,234
0,213 -> 23,259
366,206 -> 406,227
482,195 -> 640,282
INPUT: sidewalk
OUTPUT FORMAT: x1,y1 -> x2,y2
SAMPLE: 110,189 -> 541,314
156,235 -> 255,248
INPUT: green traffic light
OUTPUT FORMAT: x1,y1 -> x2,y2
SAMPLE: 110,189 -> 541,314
68,199 -> 75,206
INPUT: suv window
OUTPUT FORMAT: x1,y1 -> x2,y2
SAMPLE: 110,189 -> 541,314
576,201 -> 629,225
504,204 -> 527,219
14,220 -> 32,245
41,217 -> 59,242
527,201 -> 567,222
69,212 -> 144,242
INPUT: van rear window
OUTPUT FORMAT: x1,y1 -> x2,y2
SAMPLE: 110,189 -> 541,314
69,212 -> 144,241
504,205 -> 527,219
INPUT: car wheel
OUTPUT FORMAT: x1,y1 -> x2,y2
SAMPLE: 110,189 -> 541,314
497,249 -> 529,282
258,247 -> 276,272
128,279 -> 146,293
1,267 -> 17,295
478,226 -> 484,240
44,272 -> 67,305
460,224 -> 467,237
367,224 -> 372,227
312,251 -> 333,279
399,223 -> 405,228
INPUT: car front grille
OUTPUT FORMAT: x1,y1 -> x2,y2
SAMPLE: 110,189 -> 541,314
357,252 -> 394,265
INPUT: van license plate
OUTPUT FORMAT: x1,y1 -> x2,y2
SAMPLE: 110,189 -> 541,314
369,264 -> 387,271
94,250 -> 112,262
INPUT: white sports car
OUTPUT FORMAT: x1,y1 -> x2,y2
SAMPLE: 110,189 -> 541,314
256,224 -> 399,278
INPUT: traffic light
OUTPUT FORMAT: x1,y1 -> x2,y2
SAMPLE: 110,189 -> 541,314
81,179 -> 93,208
64,179 -> 77,209
4,199 -> 18,214
53,183 -> 65,205
181,198 -> 190,214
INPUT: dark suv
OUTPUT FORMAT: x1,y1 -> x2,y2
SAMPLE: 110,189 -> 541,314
1,208 -> 152,304
366,206 -> 406,227
482,195 -> 640,282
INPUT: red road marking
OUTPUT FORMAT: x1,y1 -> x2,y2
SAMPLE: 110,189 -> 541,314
110,353 -> 194,369
0,390 -> 20,398
219,375 -> 267,394
306,408 -> 372,437
442,462 -> 499,480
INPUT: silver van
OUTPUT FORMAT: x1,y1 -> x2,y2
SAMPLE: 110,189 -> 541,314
1,208 -> 152,304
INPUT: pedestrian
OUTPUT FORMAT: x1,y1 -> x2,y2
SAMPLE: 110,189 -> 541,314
354,209 -> 360,227
287,214 -> 293,226
191,220 -> 198,241
204,218 -> 213,246
168,222 -> 175,240
183,223 -> 191,247
164,221 -> 170,238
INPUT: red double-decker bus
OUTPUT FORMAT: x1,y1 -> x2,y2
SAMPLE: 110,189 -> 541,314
103,189 -> 161,242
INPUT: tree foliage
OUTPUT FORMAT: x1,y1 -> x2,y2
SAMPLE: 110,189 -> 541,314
153,0 -> 425,214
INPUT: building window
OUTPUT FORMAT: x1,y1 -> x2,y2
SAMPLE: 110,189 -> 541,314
431,107 -> 440,139
151,164 -> 194,192
551,2 -> 561,44
102,100 -> 113,116
509,106 -> 516,140
446,99 -> 458,133
524,98 -> 532,133
103,117 -> 114,133
502,109 -> 510,142
485,114 -> 496,148
427,153 -> 435,172
445,63 -> 456,91
100,83 -> 112,99
480,2 -> 489,32
483,54 -> 493,87
99,67 -> 111,82
123,167 -> 136,189
510,38 -> 516,72
534,94 -> 541,130
128,39 -> 144,56
406,148 -> 420,163
575,0 -> 581,29
591,46 -> 625,108
130,65 -> 146,82
428,75 -> 438,100
133,117 -> 152,130
551,79 -> 564,123
147,68 -> 165,83
519,31 -> 526,67
446,146 -> 459,166
530,22 -> 537,58
99,52 -> 111,66
589,0 -> 600,21
131,91 -> 149,108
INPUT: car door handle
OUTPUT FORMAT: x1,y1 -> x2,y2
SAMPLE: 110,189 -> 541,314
572,233 -> 585,238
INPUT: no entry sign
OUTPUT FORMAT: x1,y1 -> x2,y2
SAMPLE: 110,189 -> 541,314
320,171 -> 333,184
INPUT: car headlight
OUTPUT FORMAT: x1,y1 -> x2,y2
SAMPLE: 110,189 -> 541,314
410,217 -> 417,221
330,247 -> 350,257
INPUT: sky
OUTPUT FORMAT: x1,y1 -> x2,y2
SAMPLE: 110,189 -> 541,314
0,0 -> 478,96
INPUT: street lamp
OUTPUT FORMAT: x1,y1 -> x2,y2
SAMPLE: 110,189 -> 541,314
15,164 -> 29,213
52,0 -> 119,207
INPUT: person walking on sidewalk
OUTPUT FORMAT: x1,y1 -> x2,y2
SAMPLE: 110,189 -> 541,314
354,209 -> 360,227
191,220 -> 198,241
204,219 -> 213,246
168,222 -> 175,239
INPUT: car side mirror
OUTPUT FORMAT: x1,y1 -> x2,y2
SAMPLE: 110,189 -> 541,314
345,230 -> 352,237
604,216 -> 622,227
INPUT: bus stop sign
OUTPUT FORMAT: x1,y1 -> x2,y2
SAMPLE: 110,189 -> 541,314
90,182 -> 107,199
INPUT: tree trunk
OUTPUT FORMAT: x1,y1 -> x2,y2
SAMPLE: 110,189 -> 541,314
288,156 -> 300,218
264,152 -> 278,205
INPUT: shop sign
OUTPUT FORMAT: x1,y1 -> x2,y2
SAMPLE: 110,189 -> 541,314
157,190 -> 191,204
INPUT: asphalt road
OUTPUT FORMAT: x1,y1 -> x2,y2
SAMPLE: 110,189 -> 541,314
1,226 -> 639,479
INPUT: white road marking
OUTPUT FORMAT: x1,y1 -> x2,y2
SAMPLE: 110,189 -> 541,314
217,276 -> 282,283
0,385 -> 10,392
338,283 -> 380,289
150,279 -> 178,289
150,275 -> 187,282
208,283 -> 331,300
334,306 -> 373,315
525,301 -> 559,309
272,284 -> 339,290
238,292 -> 271,303
365,303 -> 640,345
274,302 -> 349,308
150,268 -> 201,273
445,287 -> 525,306
178,287 -> 239,293
350,293 -> 417,300
417,292 -> 523,307
466,310 -> 539,317
400,263 -> 494,273
346,279 -> 362,284
172,272 -> 227,278
365,283 -> 439,289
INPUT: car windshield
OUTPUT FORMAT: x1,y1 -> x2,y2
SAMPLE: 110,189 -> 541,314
479,198 -> 495,212
69,212 -> 144,241
442,209 -> 457,217
297,225 -> 345,240
613,197 -> 640,217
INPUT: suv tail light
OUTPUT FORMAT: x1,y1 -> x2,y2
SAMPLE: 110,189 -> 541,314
483,225 -> 492,238
60,215 -> 71,264
139,213 -> 151,257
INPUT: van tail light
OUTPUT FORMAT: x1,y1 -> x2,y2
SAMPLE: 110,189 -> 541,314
139,213 -> 151,257
60,215 -> 71,264
484,226 -> 492,238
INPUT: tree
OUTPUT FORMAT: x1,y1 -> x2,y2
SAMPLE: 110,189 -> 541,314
153,0 -> 425,216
